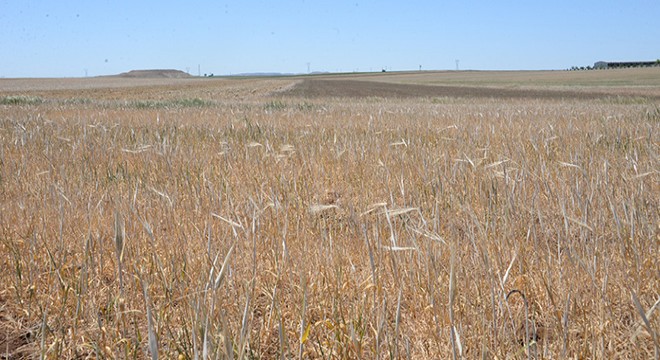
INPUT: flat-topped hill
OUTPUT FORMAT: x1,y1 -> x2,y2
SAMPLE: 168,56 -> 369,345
116,69 -> 192,78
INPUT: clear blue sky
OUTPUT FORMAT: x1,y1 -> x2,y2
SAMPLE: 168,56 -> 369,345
1,0 -> 659,77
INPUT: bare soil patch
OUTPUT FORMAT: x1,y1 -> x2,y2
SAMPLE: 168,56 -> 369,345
0,294 -> 36,359
0,324 -> 36,359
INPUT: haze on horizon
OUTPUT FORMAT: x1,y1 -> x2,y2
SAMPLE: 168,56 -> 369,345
1,0 -> 659,78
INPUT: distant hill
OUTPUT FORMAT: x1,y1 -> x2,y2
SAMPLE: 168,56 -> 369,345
116,69 -> 192,78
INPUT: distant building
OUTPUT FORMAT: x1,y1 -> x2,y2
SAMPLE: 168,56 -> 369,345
594,60 -> 660,69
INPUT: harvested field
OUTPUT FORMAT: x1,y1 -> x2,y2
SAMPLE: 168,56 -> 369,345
1,71 -> 659,359
345,68 -> 660,88
292,68 -> 660,100
281,78 -> 660,101
0,77 -> 298,102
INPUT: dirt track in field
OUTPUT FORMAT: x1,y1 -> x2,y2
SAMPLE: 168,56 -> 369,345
281,79 -> 660,101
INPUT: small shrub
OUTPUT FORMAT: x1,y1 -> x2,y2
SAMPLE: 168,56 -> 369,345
126,98 -> 214,109
61,98 -> 94,105
264,100 -> 287,111
646,105 -> 660,122
296,102 -> 316,111
173,98 -> 214,107
0,95 -> 44,105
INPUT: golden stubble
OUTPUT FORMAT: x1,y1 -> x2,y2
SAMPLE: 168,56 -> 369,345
0,77 -> 658,358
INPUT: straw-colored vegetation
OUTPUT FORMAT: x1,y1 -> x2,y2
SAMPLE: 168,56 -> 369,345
1,71 -> 659,359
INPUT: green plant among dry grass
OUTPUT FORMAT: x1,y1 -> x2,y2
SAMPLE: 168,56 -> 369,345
0,95 -> 44,106
0,77 -> 659,359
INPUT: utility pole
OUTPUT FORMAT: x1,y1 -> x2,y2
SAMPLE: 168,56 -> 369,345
306,62 -> 311,74
198,64 -> 201,77
455,60 -> 460,71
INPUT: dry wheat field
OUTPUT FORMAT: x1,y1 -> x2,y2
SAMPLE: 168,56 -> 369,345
1,69 -> 659,359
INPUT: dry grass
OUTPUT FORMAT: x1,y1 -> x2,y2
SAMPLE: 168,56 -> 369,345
0,74 -> 659,359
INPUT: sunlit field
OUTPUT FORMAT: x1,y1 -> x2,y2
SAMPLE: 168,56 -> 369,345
1,69 -> 659,358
